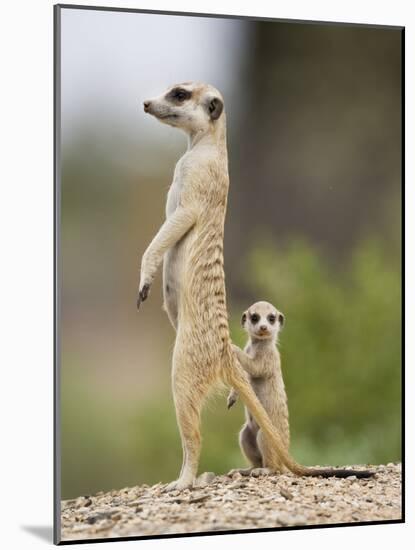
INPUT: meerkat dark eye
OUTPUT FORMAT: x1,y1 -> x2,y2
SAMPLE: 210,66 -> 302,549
250,313 -> 259,324
268,314 -> 276,324
168,88 -> 191,103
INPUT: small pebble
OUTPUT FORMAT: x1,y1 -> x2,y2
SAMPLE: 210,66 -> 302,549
280,488 -> 294,500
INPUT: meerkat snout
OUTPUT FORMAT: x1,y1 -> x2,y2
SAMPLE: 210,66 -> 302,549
143,100 -> 151,113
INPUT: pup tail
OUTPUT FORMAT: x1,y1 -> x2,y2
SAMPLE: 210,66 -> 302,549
223,347 -> 374,479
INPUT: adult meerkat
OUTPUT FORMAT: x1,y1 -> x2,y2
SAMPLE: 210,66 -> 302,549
227,301 -> 289,475
137,82 -> 372,490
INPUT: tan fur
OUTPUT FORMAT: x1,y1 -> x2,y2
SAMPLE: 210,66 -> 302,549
227,301 -> 289,474
228,302 -> 374,479
138,82 -> 373,489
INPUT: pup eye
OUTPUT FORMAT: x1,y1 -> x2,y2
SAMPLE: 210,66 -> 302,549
176,91 -> 187,101
250,313 -> 259,324
268,314 -> 276,324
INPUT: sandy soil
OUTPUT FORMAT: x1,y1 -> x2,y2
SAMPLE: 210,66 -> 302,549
60,463 -> 402,542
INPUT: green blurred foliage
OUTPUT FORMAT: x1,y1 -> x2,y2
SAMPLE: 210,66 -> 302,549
62,236 -> 401,499
59,16 -> 401,501
234,237 -> 401,466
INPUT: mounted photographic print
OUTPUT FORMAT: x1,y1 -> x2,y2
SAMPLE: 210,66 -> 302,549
54,4 -> 404,544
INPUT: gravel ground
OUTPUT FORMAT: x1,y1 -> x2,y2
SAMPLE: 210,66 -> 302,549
60,463 -> 402,542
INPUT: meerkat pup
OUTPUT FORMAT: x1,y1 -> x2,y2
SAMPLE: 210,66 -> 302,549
227,301 -> 289,475
138,82 -> 372,490
228,301 -> 373,478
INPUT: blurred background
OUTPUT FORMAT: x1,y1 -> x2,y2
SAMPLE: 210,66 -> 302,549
59,8 -> 402,499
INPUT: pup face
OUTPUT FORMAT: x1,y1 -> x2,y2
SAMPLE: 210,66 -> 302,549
143,81 -> 224,134
241,301 -> 285,341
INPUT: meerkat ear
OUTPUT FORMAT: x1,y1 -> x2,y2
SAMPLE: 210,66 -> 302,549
241,312 -> 247,327
278,313 -> 285,328
208,97 -> 223,120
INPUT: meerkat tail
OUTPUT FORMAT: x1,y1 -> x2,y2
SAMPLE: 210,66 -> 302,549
222,348 -> 305,474
223,350 -> 373,479
305,468 -> 374,478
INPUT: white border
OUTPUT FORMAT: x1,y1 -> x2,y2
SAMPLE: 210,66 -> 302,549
0,1 -> 411,548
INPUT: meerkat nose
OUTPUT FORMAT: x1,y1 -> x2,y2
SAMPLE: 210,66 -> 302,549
260,325 -> 267,331
143,100 -> 151,112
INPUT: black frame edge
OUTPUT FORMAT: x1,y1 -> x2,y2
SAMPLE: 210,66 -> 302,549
58,519 -> 404,545
55,3 -> 404,30
400,26 -> 405,524
53,3 -> 62,546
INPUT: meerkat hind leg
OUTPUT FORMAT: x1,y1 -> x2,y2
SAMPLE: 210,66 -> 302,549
164,366 -> 207,492
228,422 -> 263,477
240,423 -> 263,466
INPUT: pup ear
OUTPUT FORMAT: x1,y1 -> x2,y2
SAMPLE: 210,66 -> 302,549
207,97 -> 223,120
241,312 -> 247,327
278,313 -> 285,328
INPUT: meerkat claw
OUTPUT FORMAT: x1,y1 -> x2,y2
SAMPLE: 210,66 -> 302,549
250,467 -> 272,477
137,283 -> 150,309
227,396 -> 236,409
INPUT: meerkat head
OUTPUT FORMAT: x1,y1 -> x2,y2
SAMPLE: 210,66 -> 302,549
241,301 -> 285,342
143,81 -> 224,135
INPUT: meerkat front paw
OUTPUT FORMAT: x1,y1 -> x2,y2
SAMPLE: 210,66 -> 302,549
137,281 -> 151,310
